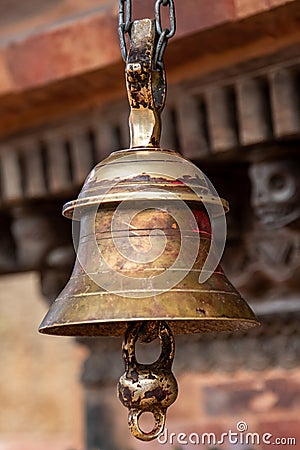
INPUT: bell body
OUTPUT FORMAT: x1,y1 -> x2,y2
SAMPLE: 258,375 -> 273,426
39,149 -> 258,336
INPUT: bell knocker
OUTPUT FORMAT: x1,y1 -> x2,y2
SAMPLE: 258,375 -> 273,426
118,322 -> 178,441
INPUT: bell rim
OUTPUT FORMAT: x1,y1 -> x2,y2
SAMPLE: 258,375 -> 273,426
63,195 -> 229,220
62,147 -> 229,219
39,317 -> 260,337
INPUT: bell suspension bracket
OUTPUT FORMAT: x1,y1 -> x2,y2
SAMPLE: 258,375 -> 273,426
125,18 -> 166,148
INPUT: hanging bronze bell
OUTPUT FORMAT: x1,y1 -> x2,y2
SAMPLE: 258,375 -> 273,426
39,146 -> 258,336
39,16 -> 259,441
39,18 -> 258,337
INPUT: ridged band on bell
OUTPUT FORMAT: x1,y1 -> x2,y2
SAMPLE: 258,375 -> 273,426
39,149 -> 259,336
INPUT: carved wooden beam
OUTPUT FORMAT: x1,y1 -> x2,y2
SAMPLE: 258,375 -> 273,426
1,55 -> 300,209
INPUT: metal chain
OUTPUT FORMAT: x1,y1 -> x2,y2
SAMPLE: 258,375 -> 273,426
118,0 -> 176,69
154,0 -> 175,69
118,0 -> 132,62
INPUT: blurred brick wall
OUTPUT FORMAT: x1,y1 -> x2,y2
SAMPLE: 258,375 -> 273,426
74,334 -> 300,450
108,368 -> 300,450
0,272 -> 85,450
152,369 -> 300,450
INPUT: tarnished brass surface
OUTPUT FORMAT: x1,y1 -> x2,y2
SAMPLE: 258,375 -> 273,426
39,180 -> 259,336
39,16 -> 259,339
118,321 -> 177,441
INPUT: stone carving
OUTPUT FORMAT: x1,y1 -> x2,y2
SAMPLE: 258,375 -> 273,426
249,159 -> 300,229
223,225 -> 300,303
222,158 -> 300,302
11,204 -> 74,303
40,245 -> 75,303
246,227 -> 300,283
11,205 -> 70,269
0,214 -> 16,272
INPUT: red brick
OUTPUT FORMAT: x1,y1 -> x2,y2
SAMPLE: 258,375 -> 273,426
203,382 -> 262,416
234,0 -> 270,19
0,49 -> 13,92
234,0 -> 297,17
0,0 -> 298,102
266,378 -> 300,409
258,420 -> 300,450
269,0 -> 295,6
133,0 -> 236,38
203,377 -> 300,416
4,13 -> 120,92
0,0 -> 236,97
5,33 -> 52,90
160,0 -> 236,38
0,0 -> 298,101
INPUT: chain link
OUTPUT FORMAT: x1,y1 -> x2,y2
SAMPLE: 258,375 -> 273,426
118,0 -> 132,62
155,0 -> 176,39
118,0 -> 176,69
154,0 -> 175,69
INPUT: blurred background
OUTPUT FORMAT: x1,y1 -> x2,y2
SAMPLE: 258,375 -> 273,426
0,1 -> 299,449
